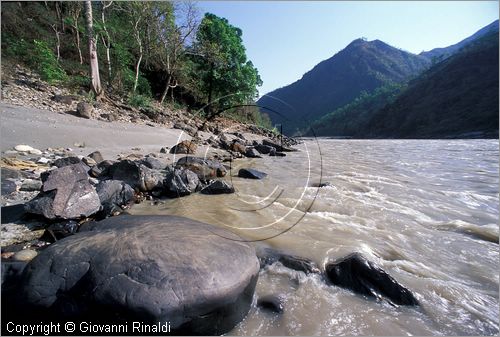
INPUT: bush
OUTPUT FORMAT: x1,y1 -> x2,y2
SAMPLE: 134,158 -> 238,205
127,94 -> 152,108
30,40 -> 68,84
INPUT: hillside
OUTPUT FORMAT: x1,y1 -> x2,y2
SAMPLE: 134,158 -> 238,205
365,31 -> 499,139
420,20 -> 499,61
257,38 -> 430,134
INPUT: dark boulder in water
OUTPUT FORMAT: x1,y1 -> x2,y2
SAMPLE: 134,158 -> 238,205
257,294 -> 285,314
163,167 -> 200,197
325,252 -> 418,306
257,247 -> 320,274
238,168 -> 267,180
6,215 -> 260,335
200,180 -> 235,195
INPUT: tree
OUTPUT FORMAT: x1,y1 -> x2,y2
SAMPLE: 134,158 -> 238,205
190,13 -> 262,114
84,1 -> 103,97
66,2 -> 84,64
99,1 -> 113,85
152,2 -> 199,104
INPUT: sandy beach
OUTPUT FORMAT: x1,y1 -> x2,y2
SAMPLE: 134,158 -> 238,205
0,102 -> 191,159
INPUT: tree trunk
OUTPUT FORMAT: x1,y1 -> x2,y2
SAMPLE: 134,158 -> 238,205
101,2 -> 113,85
160,74 -> 172,104
51,25 -> 61,61
76,28 -> 83,64
133,19 -> 143,93
133,49 -> 142,93
206,62 -> 214,115
84,1 -> 102,97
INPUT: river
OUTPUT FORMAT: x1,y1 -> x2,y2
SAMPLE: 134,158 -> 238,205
129,139 -> 499,335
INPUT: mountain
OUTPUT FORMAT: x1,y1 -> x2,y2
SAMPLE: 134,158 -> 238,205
365,31 -> 499,139
257,39 -> 430,134
420,20 -> 499,61
306,82 -> 406,137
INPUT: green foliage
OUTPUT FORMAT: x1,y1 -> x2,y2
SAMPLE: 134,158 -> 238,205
190,13 -> 262,114
1,2 -> 268,128
127,93 -> 152,108
30,40 -> 68,84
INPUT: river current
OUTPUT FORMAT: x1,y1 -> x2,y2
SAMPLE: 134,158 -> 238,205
130,139 -> 499,335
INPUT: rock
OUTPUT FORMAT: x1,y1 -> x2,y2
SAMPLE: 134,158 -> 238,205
175,156 -> 227,181
257,248 -> 320,274
245,147 -> 262,158
238,168 -> 267,180
1,167 -> 27,180
45,220 -> 79,241
14,144 -> 33,152
96,180 -> 135,217
263,139 -> 297,152
200,180 -> 235,195
160,147 -> 169,154
141,156 -> 164,170
9,215 -> 259,335
163,168 -> 200,197
14,144 -> 42,155
51,95 -> 75,105
87,151 -> 104,164
324,252 -> 418,306
25,164 -> 101,220
20,179 -> 42,192
82,156 -> 97,167
37,157 -> 50,165
311,182 -> 333,188
89,160 -> 114,178
170,140 -> 197,154
12,249 -> 38,262
270,152 -> 286,157
53,156 -> 82,168
255,144 -> 274,154
1,179 -> 17,195
257,295 -> 284,314
1,261 -> 27,286
230,141 -> 247,154
173,122 -> 197,136
0,223 -> 45,247
110,160 -> 163,192
1,204 -> 27,223
76,101 -> 93,119
269,147 -> 277,156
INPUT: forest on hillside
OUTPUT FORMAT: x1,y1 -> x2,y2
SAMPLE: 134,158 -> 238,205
1,1 -> 272,127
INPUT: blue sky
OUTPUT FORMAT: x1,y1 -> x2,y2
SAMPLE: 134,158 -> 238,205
198,1 -> 499,97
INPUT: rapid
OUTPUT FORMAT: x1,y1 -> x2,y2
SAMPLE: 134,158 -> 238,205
129,139 -> 499,335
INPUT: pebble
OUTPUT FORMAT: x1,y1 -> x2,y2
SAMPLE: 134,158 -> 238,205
12,249 -> 38,262
37,157 -> 50,164
14,144 -> 42,154
20,179 -> 43,192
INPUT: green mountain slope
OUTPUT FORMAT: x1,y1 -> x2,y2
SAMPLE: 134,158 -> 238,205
257,39 -> 430,134
365,31 -> 499,139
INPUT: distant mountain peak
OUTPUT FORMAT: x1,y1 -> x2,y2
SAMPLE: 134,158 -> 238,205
420,19 -> 499,60
258,36 -> 430,134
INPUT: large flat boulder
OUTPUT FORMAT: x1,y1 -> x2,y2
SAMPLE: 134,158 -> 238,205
8,215 -> 260,335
